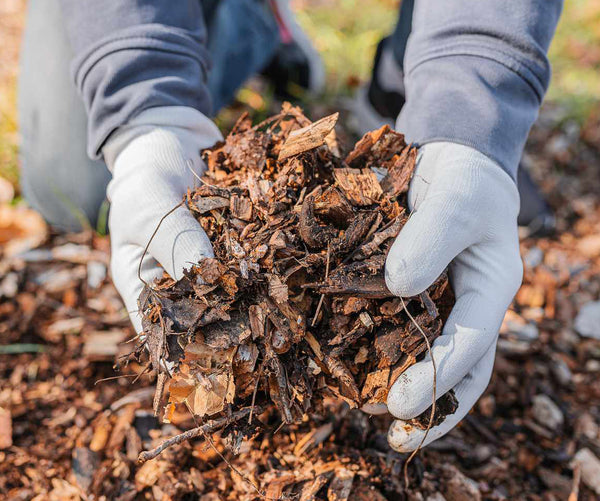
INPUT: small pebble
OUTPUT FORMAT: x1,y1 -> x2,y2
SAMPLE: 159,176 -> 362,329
523,246 -> 544,269
87,261 -> 107,289
532,394 -> 564,432
576,413 -> 599,441
574,301 -> 600,339
571,448 -> 600,495
550,355 -> 572,386
585,359 -> 600,372
0,272 -> 19,298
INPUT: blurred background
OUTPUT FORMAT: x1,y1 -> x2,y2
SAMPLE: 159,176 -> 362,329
1,1 -> 600,499
2,0 -> 600,189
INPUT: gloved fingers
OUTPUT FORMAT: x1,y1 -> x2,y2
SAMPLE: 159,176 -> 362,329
387,341 -> 496,452
387,240 -> 522,420
145,204 -> 215,281
385,193 -> 482,298
110,242 -> 163,333
386,141 -> 522,299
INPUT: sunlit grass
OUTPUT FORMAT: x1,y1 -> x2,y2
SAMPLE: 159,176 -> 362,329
547,0 -> 600,122
293,0 -> 600,121
0,82 -> 19,186
294,0 -> 397,96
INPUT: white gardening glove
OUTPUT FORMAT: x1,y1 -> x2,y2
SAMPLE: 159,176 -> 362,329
103,107 -> 222,332
383,142 -> 523,452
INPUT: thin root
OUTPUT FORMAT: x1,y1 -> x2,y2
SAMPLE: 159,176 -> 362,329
400,296 -> 437,489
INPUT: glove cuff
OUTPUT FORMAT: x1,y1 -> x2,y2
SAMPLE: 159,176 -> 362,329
102,106 -> 223,173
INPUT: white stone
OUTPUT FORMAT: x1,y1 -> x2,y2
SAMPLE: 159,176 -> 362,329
576,413 -> 599,441
87,261 -> 107,289
550,355 -> 572,386
571,448 -> 600,495
523,246 -> 544,269
586,360 -> 600,372
574,301 -> 600,339
532,394 -> 564,431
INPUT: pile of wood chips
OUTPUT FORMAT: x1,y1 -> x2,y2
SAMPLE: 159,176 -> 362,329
134,104 -> 456,452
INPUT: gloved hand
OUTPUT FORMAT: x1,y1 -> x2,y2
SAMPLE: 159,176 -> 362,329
103,107 -> 223,332
382,142 -> 523,452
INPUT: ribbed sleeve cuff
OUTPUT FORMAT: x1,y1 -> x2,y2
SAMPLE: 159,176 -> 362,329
70,25 -> 213,159
397,53 -> 547,181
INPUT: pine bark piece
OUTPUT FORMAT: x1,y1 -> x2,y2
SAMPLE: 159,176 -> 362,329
327,468 -> 355,501
299,193 -> 338,250
278,112 -> 339,161
380,144 -> 418,195
333,168 -> 383,206
374,325 -> 404,368
345,125 -> 392,167
229,195 -> 253,221
189,196 -> 230,215
313,186 -> 355,227
331,212 -> 378,254
305,274 -> 392,298
300,474 -> 331,501
323,354 -> 360,406
72,447 -> 100,491
361,368 -> 391,404
352,212 -> 406,261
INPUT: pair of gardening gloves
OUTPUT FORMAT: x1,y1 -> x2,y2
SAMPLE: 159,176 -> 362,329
104,105 -> 522,452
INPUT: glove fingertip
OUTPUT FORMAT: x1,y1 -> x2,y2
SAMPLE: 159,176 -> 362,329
385,240 -> 443,297
388,420 -> 426,453
387,373 -> 430,420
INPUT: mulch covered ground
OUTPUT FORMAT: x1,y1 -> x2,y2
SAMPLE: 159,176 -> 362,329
1,104 -> 600,500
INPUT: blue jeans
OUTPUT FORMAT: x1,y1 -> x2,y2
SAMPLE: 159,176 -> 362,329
19,0 -> 411,231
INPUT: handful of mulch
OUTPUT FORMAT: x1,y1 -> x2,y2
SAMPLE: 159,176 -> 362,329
133,104 -> 455,461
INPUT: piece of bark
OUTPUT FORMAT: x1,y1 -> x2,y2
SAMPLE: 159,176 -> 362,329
299,193 -> 338,249
304,274 -> 392,298
189,196 -> 230,215
72,448 -> 100,491
229,194 -> 253,221
345,125 -> 391,167
361,368 -> 390,404
374,325 -> 404,368
313,186 -> 354,227
333,168 -> 383,206
323,354 -> 360,406
300,474 -> 332,501
380,144 -> 418,195
294,422 -> 334,456
410,390 -> 459,430
278,112 -> 339,161
327,468 -> 355,501
353,212 -> 406,260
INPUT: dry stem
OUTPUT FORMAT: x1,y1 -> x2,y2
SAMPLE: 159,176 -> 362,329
400,296 -> 437,488
138,405 -> 265,463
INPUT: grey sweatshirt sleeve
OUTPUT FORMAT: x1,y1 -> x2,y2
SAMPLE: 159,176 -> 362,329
396,0 -> 562,180
59,0 -> 212,159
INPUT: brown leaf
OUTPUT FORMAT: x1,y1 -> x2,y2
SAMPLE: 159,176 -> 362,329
0,407 -> 12,449
0,205 -> 48,257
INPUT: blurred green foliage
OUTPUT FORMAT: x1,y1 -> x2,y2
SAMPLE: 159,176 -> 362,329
547,0 -> 600,122
0,84 -> 19,186
295,0 -> 600,121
